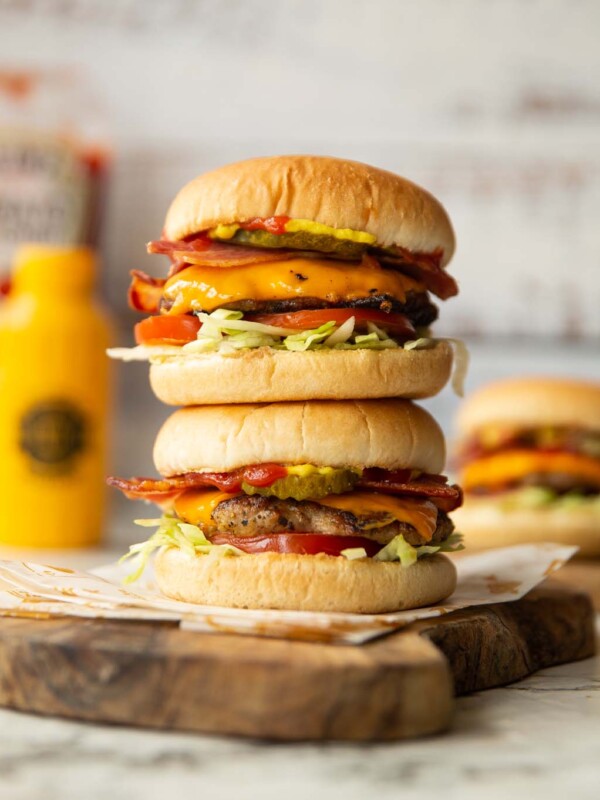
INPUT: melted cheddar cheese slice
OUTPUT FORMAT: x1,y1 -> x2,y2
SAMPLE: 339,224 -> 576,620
162,257 -> 425,315
315,492 -> 438,541
462,449 -> 600,492
174,490 -> 240,527
174,488 -> 438,542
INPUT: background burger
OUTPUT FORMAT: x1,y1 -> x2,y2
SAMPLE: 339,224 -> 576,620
451,377 -> 600,556
109,155 -> 464,404
110,400 -> 463,613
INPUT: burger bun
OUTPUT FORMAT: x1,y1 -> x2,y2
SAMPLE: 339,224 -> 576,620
153,399 -> 446,477
149,342 -> 453,406
155,548 -> 457,613
452,499 -> 600,557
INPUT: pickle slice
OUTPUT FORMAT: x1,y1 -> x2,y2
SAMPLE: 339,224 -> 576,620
242,466 -> 361,501
229,229 -> 369,260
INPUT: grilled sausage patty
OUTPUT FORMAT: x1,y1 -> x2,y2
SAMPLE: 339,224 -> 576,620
222,290 -> 438,328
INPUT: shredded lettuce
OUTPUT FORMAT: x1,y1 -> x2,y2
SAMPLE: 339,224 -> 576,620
197,308 -> 297,337
499,487 -> 600,513
376,532 -> 464,564
553,493 -> 600,511
341,533 -> 464,564
179,309 -> 401,354
283,322 -> 337,351
326,337 -> 398,350
374,535 -> 420,566
498,486 -> 556,510
109,311 -> 467,366
121,517 -> 465,582
119,516 -> 244,583
324,315 -> 355,345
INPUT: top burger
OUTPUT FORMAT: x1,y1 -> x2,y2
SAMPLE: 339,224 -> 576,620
110,155 -> 460,404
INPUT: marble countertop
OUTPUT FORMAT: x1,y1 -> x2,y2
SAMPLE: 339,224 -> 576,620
1,632 -> 598,800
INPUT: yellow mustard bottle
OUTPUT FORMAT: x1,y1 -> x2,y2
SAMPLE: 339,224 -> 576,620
0,245 -> 112,547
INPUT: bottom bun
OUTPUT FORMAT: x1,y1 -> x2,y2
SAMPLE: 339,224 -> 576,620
452,501 -> 600,557
155,548 -> 457,613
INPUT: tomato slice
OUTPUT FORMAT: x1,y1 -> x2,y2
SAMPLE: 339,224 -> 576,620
248,308 -> 416,337
134,315 -> 201,345
210,532 -> 381,557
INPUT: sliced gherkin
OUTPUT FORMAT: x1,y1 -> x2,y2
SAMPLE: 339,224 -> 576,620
241,467 -> 361,501
228,229 -> 370,259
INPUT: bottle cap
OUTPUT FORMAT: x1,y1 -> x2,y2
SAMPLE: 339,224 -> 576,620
12,244 -> 96,293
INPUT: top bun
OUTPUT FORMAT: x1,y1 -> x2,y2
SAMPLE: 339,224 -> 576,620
163,155 -> 455,267
457,376 -> 600,436
153,399 -> 446,477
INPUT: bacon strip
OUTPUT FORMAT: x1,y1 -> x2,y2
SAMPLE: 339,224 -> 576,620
107,474 -> 210,503
380,248 -> 458,300
109,467 -> 463,512
358,469 -> 463,512
148,238 -> 296,268
107,463 -> 288,501
148,235 -> 212,255
128,270 -> 166,313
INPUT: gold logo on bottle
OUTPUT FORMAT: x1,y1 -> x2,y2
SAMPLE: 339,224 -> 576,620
19,401 -> 86,473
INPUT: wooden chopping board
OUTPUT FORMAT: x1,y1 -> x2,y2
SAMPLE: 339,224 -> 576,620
0,580 -> 594,741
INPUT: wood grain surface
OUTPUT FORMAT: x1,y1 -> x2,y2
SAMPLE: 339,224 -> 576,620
0,580 -> 594,741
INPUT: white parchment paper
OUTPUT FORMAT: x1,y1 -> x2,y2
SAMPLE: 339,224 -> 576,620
0,543 -> 576,644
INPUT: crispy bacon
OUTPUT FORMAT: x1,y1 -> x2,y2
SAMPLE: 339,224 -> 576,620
147,238 -> 296,268
149,235 -> 212,255
107,463 -> 288,502
379,248 -> 458,300
358,469 -> 463,512
128,270 -> 166,313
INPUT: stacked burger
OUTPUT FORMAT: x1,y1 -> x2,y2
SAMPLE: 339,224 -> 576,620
451,377 -> 600,556
109,155 -> 465,613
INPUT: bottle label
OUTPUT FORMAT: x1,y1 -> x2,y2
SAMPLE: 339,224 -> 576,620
19,400 -> 87,475
0,129 -> 91,272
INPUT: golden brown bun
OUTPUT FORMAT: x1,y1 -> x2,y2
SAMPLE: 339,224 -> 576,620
149,342 -> 453,405
451,499 -> 600,557
163,155 -> 455,266
153,399 -> 446,476
155,548 -> 457,613
457,376 -> 600,435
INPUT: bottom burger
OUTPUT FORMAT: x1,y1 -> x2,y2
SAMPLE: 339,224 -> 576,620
109,400 -> 464,613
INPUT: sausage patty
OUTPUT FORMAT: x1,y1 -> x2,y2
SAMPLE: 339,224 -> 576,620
161,289 -> 437,328
519,472 -> 600,494
208,495 -> 453,547
224,290 -> 438,328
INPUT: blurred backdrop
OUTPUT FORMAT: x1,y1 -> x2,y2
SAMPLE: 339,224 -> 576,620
1,0 -> 599,545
